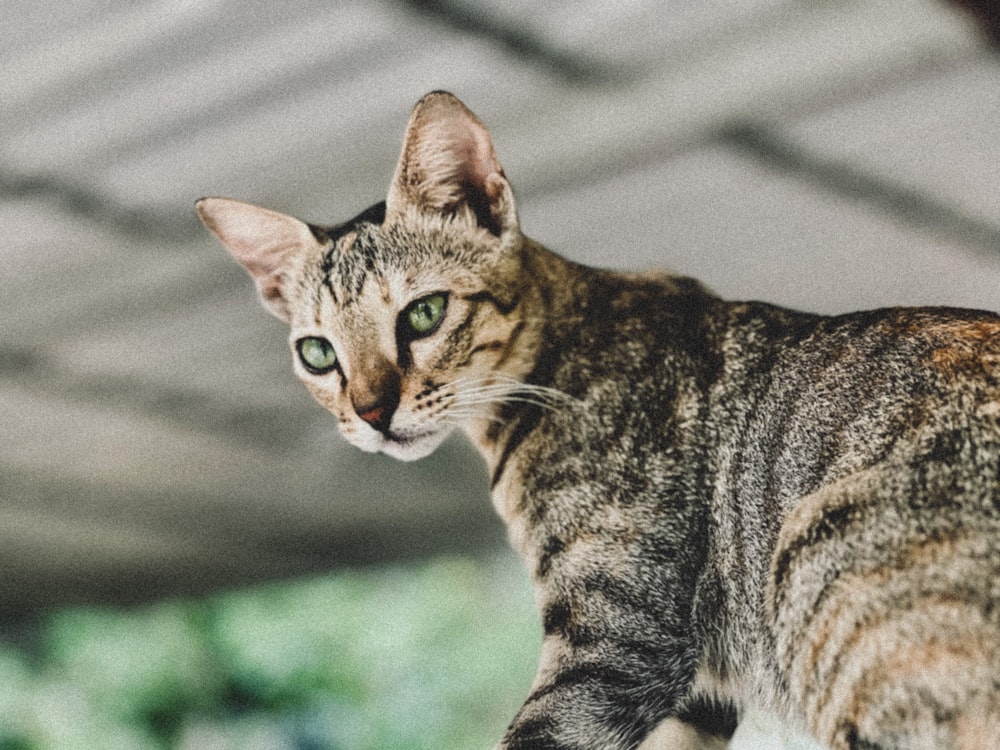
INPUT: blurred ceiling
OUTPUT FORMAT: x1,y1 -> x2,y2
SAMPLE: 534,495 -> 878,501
2,0 -> 1000,619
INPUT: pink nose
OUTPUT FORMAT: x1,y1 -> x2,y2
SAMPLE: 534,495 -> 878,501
358,405 -> 386,428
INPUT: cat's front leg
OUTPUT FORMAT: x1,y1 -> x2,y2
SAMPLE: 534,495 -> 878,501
499,672 -> 734,750
637,716 -> 732,750
498,714 -> 731,750
636,694 -> 740,750
497,625 -> 705,749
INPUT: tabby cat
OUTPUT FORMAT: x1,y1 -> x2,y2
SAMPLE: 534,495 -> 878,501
196,91 -> 1000,749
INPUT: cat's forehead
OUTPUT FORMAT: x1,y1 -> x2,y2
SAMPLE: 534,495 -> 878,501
314,209 -> 490,309
316,224 -> 423,309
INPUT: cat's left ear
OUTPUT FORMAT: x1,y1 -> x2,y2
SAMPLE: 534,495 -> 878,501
195,197 -> 323,322
386,91 -> 518,240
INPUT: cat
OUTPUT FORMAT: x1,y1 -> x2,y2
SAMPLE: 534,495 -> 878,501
196,91 -> 1000,749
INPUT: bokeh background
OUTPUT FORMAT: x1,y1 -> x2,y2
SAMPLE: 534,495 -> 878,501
2,1 -> 999,747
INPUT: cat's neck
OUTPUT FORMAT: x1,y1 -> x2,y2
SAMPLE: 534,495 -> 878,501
459,237 -> 583,464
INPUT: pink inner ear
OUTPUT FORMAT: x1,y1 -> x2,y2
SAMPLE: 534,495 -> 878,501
387,92 -> 512,236
459,122 -> 501,190
237,243 -> 290,281
222,224 -> 295,279
198,198 -> 315,280
196,197 -> 323,322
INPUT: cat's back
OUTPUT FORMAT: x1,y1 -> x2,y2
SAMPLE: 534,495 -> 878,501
582,286 -> 1000,747
752,306 -> 1000,748
714,305 -> 1000,501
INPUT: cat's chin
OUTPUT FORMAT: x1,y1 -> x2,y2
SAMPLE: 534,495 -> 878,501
380,430 -> 451,461
345,425 -> 452,462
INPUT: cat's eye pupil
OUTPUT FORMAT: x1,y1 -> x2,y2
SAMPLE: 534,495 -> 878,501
406,293 -> 446,335
297,337 -> 337,374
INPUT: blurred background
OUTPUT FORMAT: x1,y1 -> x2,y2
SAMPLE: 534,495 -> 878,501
2,0 -> 999,747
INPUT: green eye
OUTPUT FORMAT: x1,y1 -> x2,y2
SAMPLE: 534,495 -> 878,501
297,337 -> 338,374
405,293 -> 447,336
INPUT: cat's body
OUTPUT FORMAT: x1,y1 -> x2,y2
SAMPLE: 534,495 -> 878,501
197,92 -> 1000,749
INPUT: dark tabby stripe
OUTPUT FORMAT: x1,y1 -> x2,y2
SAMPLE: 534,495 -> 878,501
676,695 -> 739,740
461,289 -> 522,315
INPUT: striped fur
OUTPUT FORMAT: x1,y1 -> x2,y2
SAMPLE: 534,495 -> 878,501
198,92 -> 1000,749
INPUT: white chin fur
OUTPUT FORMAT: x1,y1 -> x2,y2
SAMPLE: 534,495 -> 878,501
341,422 -> 452,461
380,427 -> 453,461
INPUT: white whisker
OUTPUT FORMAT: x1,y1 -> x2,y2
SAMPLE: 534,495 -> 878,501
436,373 -> 582,432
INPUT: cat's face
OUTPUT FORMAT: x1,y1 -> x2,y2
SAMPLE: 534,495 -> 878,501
282,217 -> 524,460
197,92 -> 528,460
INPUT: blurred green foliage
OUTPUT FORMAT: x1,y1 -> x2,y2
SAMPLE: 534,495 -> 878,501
0,555 -> 540,750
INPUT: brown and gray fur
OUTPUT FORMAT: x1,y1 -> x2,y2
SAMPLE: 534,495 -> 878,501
196,92 -> 1000,749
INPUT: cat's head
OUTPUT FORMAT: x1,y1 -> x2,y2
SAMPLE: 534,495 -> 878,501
196,92 -> 533,460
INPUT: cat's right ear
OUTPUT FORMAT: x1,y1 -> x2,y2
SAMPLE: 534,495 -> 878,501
386,91 -> 519,241
195,197 -> 322,322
